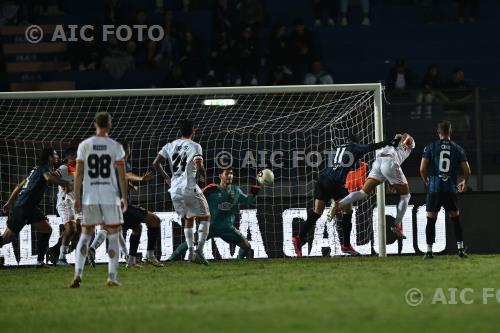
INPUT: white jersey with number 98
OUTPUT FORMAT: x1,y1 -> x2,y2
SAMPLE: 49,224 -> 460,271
158,139 -> 203,194
76,136 -> 125,205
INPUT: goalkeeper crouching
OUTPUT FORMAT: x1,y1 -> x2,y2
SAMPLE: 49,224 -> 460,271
168,166 -> 260,261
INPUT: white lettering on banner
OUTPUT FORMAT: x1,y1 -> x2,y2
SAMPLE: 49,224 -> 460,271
0,205 -> 445,265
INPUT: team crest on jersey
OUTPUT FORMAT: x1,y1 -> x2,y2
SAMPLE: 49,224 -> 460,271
218,202 -> 232,211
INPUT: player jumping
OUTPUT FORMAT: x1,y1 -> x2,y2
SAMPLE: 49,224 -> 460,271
338,133 -> 415,239
420,121 -> 470,259
292,134 -> 399,257
168,166 -> 261,261
153,119 -> 211,265
69,112 -> 128,288
1,148 -> 71,267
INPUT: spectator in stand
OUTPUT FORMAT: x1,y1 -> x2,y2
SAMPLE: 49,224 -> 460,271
105,0 -> 127,26
102,38 -> 136,81
457,0 -> 479,23
442,67 -> 473,141
148,25 -> 179,71
69,40 -> 103,71
290,19 -> 315,82
386,60 -> 417,91
340,0 -> 370,26
178,30 -> 203,86
413,64 -> 446,120
304,60 -> 333,85
233,26 -> 260,85
236,0 -> 264,32
313,0 -> 337,27
268,24 -> 292,72
162,64 -> 187,88
206,31 -> 233,86
270,65 -> 294,85
128,10 -> 150,67
213,0 -> 237,36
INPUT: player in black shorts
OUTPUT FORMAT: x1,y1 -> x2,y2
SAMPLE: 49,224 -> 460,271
1,148 -> 71,267
121,141 -> 164,267
292,134 -> 399,256
420,121 -> 471,259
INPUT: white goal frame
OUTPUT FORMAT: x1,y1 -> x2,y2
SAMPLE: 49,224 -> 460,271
0,83 -> 387,257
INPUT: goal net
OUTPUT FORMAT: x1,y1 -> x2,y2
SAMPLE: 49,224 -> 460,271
0,85 -> 385,266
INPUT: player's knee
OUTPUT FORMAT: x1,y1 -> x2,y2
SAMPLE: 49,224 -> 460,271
108,248 -> 116,258
146,214 -> 161,227
132,224 -> 142,235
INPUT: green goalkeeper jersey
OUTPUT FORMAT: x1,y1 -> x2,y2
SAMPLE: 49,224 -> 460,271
204,184 -> 254,229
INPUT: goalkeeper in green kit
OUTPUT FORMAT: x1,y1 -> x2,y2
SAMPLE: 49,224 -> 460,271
168,166 -> 261,261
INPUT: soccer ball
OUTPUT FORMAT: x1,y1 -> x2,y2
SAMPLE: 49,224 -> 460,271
257,169 -> 274,186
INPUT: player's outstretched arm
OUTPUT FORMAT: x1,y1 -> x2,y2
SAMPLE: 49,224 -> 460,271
2,179 -> 26,212
152,154 -> 171,186
44,171 -> 71,190
420,158 -> 429,189
458,161 -> 471,192
126,169 -> 154,183
366,137 -> 399,152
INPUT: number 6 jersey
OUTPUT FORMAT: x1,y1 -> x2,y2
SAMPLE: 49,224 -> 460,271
76,136 -> 126,205
158,138 -> 203,194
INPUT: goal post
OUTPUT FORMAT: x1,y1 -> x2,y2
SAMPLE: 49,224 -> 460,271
0,83 -> 387,265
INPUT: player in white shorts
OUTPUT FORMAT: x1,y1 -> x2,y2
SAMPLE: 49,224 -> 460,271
153,119 -> 210,265
69,112 -> 128,288
54,146 -> 78,266
339,133 -> 415,239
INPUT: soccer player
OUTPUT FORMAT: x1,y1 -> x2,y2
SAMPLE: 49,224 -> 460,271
420,121 -> 470,259
168,167 -> 261,261
1,148 -> 71,267
292,134 -> 398,257
69,112 -> 128,288
153,119 -> 211,265
87,141 -> 164,268
53,146 -> 78,266
338,133 -> 415,239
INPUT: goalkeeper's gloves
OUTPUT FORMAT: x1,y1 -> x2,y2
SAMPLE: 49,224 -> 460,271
249,184 -> 261,196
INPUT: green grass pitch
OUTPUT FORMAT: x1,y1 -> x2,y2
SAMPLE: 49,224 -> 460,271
1,255 -> 499,333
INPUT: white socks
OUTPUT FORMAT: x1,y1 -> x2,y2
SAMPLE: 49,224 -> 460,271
197,221 -> 210,253
107,232 -> 119,282
59,245 -> 68,260
75,233 -> 92,278
395,194 -> 411,225
457,241 -> 464,250
339,190 -> 368,207
119,232 -> 128,256
184,227 -> 194,251
90,229 -> 107,250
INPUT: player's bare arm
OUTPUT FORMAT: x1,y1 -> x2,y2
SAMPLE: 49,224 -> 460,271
44,171 -> 71,192
73,160 -> 84,213
126,169 -> 154,183
152,154 -> 171,186
420,157 -> 429,188
116,160 -> 128,213
458,161 -> 471,192
195,160 -> 206,187
2,179 -> 26,212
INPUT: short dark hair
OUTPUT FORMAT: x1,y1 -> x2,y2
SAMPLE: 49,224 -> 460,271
94,112 -> 111,128
218,166 -> 233,175
438,121 -> 452,135
39,147 -> 56,163
180,119 -> 195,137
347,134 -> 360,143
64,146 -> 78,156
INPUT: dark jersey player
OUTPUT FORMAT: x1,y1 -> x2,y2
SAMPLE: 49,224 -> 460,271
293,134 -> 399,256
1,148 -> 71,267
420,121 -> 471,259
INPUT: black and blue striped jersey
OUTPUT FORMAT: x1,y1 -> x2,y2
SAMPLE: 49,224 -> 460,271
422,139 -> 467,193
320,143 -> 371,184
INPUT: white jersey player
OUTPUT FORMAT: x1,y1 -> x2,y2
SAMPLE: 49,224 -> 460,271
153,119 -> 210,265
339,133 -> 415,239
54,147 -> 78,266
69,112 -> 128,288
